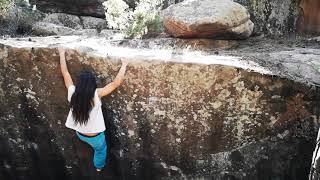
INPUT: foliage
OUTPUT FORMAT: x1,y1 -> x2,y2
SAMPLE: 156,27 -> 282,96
103,0 -> 132,30
125,0 -> 163,38
315,64 -> 320,72
103,0 -> 164,39
0,0 -> 13,11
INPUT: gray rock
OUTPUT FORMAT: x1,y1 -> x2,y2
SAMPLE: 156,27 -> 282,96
0,5 -> 45,36
98,29 -> 125,40
80,16 -> 107,30
29,0 -> 105,18
31,13 -> 107,36
73,29 -> 99,36
42,13 -> 83,30
32,22 -> 75,36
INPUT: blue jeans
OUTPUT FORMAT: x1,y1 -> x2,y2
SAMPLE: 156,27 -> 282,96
76,132 -> 107,169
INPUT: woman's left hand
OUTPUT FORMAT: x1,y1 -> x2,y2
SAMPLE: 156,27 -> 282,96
58,47 -> 65,56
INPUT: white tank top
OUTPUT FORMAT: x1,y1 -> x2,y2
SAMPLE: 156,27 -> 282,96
65,85 -> 106,133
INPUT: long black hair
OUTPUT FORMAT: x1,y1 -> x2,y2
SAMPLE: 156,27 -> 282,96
70,70 -> 97,125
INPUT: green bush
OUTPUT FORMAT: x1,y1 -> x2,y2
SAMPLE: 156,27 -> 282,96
315,64 -> 320,72
103,0 -> 164,39
0,0 -> 13,11
103,0 -> 132,30
125,13 -> 163,38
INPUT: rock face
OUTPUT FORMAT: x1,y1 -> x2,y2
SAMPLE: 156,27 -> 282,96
0,6 -> 107,37
310,129 -> 320,180
29,0 -> 105,18
162,0 -> 254,39
234,0 -> 301,36
299,0 -> 320,34
0,5 -> 45,36
31,13 -> 107,36
0,36 -> 320,180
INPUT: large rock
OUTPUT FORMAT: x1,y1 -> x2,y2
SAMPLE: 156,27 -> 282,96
162,0 -> 254,39
81,16 -> 108,30
299,0 -> 320,34
163,0 -> 320,36
0,5 -> 45,36
31,13 -> 107,36
41,13 -> 83,30
29,0 -> 105,18
32,22 -> 76,36
0,36 -> 319,179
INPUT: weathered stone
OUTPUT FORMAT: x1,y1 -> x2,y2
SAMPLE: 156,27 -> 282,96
29,0 -> 105,18
99,29 -> 125,40
32,22 -> 76,36
299,0 -> 320,34
80,16 -> 107,30
163,0 -> 320,36
42,13 -> 83,30
31,13 -> 107,36
0,5 -> 45,36
112,38 -> 238,51
234,0 -> 301,36
162,0 -> 254,39
73,29 -> 99,37
0,36 -> 319,179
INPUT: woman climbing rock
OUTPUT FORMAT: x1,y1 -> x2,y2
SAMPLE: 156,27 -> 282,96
58,48 -> 128,172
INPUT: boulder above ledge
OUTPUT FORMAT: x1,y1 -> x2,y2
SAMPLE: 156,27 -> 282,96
162,0 -> 254,39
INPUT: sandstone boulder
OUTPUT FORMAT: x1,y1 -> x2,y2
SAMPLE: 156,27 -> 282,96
162,0 -> 254,39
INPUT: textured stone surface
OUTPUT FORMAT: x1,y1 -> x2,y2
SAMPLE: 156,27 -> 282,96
81,16 -> 108,30
30,13 -> 107,36
299,0 -> 320,34
0,5 -> 45,36
234,0 -> 301,36
32,22 -> 77,36
29,0 -> 105,18
164,0 -> 319,36
162,0 -> 254,39
0,36 -> 319,179
41,13 -> 83,30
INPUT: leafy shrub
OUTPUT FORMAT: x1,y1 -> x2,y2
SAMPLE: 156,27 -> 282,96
125,0 -> 163,38
103,0 -> 132,30
0,0 -> 13,11
103,0 -> 164,39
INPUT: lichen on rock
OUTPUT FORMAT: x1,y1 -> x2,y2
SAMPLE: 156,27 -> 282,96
0,36 -> 319,179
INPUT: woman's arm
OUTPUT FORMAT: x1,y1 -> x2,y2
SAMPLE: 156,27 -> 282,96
59,48 -> 74,89
97,59 -> 128,98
